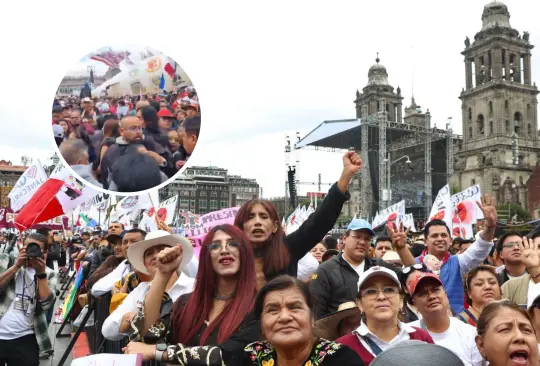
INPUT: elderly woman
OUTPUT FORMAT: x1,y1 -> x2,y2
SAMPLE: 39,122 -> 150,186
241,275 -> 364,365
123,224 -> 260,364
234,152 -> 362,290
337,266 -> 433,365
102,230 -> 195,341
476,300 -> 538,366
457,265 -> 502,326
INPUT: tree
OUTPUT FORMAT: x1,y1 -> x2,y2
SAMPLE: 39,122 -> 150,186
496,203 -> 532,222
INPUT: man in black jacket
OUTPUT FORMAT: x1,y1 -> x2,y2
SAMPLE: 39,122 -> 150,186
310,219 -> 399,320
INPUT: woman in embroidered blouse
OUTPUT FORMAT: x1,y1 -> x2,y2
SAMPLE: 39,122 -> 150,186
457,264 -> 502,327
240,275 -> 363,365
337,266 -> 433,366
234,152 -> 362,290
123,224 -> 260,365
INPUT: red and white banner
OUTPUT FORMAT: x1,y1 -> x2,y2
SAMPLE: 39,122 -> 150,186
138,195 -> 178,232
372,200 -> 405,229
0,207 -> 68,231
14,164 -> 98,231
428,184 -> 452,228
450,184 -> 483,238
8,160 -> 48,212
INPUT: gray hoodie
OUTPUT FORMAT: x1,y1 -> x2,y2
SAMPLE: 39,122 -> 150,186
70,164 -> 103,188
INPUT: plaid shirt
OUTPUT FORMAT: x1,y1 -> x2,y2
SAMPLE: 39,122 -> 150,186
0,253 -> 57,353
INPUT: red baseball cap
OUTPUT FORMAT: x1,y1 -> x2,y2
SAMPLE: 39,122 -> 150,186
158,109 -> 174,118
407,272 -> 443,296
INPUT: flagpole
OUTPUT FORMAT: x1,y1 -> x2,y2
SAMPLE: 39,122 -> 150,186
148,193 -> 160,227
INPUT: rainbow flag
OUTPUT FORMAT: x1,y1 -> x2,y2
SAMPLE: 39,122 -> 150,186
62,267 -> 84,320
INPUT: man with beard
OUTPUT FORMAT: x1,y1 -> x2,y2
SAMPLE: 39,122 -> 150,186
100,115 -> 170,189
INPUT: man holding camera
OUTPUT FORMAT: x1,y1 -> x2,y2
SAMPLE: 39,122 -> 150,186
0,233 -> 57,365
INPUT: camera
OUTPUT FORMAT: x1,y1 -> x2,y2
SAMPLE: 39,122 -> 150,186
26,242 -> 44,259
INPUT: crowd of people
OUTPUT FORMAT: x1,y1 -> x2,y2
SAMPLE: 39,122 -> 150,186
1,152 -> 540,365
51,86 -> 201,192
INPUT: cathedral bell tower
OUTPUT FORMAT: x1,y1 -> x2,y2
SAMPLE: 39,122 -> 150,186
455,1 -> 539,208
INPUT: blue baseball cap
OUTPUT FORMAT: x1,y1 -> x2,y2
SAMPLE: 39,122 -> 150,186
347,219 -> 375,236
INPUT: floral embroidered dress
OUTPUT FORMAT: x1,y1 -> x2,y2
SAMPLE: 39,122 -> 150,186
242,338 -> 365,366
130,293 -> 262,365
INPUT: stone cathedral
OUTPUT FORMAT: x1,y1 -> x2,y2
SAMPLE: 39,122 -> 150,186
453,1 -> 540,209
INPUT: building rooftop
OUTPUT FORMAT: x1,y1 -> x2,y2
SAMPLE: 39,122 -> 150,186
0,160 -> 26,173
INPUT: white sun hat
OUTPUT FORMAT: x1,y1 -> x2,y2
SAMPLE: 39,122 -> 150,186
126,230 -> 193,275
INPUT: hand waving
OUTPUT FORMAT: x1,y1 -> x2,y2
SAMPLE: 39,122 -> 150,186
388,222 -> 410,251
476,194 -> 497,227
156,246 -> 183,276
518,236 -> 540,270
342,152 -> 363,177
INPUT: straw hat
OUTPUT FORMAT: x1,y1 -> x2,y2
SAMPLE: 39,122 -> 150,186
314,302 -> 361,340
126,230 -> 193,275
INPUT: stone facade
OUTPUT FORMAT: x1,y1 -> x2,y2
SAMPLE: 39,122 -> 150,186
159,166 -> 259,215
454,1 -> 540,209
527,164 -> 540,218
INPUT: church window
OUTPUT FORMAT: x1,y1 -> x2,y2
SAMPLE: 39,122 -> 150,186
477,114 -> 485,136
527,104 -> 531,118
505,100 -> 509,115
469,127 -> 473,140
489,101 -> 493,118
514,112 -> 522,134
471,179 -> 476,185
468,108 -> 472,121
505,120 -> 510,134
528,124 -> 532,136
489,121 -> 493,135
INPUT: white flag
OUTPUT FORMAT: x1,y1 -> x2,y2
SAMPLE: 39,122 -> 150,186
8,160 -> 48,212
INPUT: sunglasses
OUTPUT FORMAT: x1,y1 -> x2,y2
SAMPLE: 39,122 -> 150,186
402,263 -> 426,275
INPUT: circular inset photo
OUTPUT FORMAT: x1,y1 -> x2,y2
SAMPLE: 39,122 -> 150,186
52,45 -> 200,194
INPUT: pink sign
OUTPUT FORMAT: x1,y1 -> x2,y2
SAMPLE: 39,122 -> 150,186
181,207 -> 240,249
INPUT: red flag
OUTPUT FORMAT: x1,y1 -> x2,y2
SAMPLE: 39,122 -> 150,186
164,59 -> 176,78
15,178 -> 65,231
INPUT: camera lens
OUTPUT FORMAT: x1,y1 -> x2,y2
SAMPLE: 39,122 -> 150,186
26,243 -> 43,259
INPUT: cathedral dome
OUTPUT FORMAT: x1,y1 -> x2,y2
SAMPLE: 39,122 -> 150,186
367,55 -> 389,86
481,0 -> 511,31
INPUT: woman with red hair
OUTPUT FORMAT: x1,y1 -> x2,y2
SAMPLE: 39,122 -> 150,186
123,224 -> 260,364
235,152 -> 362,289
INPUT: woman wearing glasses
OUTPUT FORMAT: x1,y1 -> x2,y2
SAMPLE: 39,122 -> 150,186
337,266 -> 433,365
457,265 -> 502,326
123,224 -> 260,364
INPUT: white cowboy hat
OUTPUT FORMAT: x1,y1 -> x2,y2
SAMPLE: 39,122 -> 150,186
126,230 -> 193,275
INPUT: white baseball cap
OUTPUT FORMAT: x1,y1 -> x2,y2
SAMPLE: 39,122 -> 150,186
357,266 -> 401,293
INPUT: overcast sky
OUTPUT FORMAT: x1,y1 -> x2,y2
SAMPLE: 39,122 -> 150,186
0,0 -> 538,200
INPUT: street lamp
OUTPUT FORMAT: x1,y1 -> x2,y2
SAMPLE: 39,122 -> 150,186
384,154 -> 412,206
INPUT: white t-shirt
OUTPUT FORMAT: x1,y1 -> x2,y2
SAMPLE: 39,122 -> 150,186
0,267 -> 37,340
408,317 -> 483,366
343,256 -> 365,277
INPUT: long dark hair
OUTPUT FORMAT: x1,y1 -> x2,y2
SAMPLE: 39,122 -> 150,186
172,224 -> 257,345
140,106 -> 159,132
234,200 -> 290,277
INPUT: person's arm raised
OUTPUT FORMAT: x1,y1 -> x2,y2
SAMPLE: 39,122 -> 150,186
140,246 -> 183,337
390,223 -> 416,267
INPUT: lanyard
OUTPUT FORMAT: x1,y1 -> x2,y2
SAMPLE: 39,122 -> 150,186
360,335 -> 384,356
